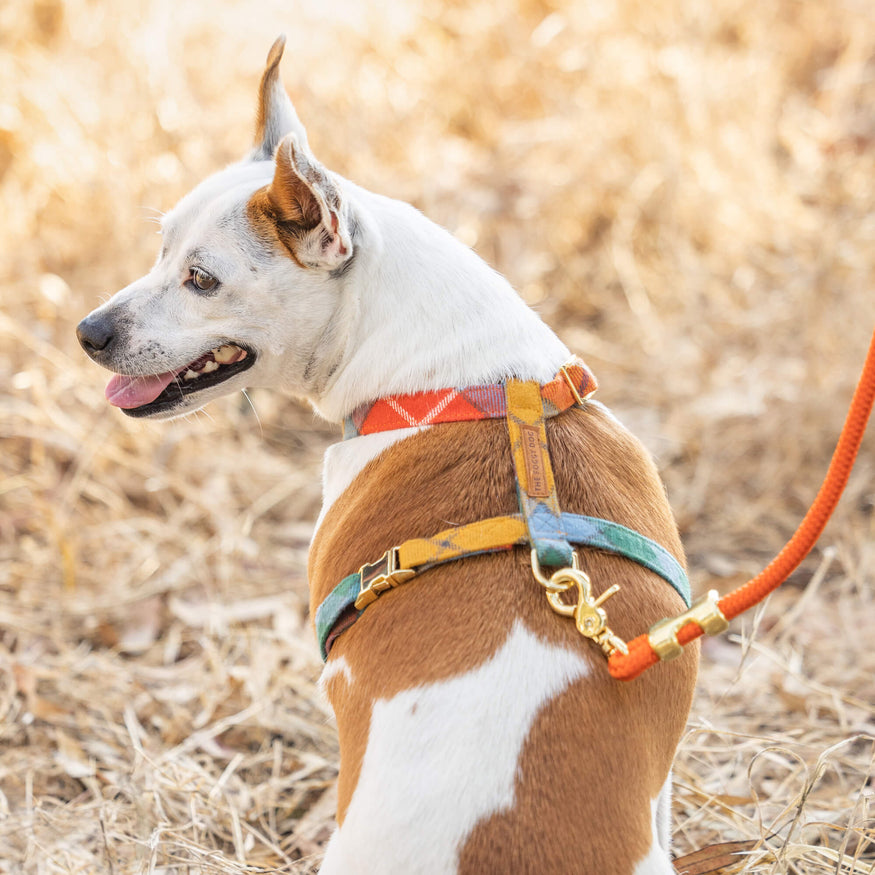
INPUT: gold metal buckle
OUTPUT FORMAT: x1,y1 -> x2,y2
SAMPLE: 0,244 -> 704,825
531,550 -> 628,657
647,590 -> 729,661
354,548 -> 416,610
560,364 -> 595,407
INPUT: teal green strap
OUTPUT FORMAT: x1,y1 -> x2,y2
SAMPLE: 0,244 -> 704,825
561,514 -> 690,605
316,573 -> 361,659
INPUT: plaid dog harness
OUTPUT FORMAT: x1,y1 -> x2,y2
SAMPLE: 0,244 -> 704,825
316,358 -> 691,661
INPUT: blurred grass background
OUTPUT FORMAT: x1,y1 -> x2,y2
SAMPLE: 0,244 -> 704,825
1,0 -> 873,871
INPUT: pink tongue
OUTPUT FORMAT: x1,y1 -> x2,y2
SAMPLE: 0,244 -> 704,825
105,371 -> 178,409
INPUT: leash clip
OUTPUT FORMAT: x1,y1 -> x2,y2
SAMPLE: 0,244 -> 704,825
531,551 -> 628,657
355,547 -> 416,610
647,590 -> 728,661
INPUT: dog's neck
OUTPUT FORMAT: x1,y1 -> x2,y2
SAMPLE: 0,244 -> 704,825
310,182 -> 570,422
314,184 -> 569,528
310,182 -> 571,531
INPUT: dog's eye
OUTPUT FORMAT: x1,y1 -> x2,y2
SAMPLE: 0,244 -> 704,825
189,268 -> 219,293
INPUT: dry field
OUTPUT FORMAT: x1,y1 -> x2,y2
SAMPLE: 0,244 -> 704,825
2,0 -> 874,872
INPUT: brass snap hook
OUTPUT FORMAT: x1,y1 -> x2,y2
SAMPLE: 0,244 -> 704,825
531,550 -> 628,657
530,549 -> 579,593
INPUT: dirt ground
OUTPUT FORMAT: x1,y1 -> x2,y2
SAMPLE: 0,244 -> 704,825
1,0 -> 873,871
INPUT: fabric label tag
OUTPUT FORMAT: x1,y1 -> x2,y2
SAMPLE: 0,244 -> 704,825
520,424 -> 549,497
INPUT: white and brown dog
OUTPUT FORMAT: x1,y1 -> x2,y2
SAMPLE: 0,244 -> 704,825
78,37 -> 698,874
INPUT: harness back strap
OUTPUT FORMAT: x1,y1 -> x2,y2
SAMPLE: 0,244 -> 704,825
505,379 -> 573,567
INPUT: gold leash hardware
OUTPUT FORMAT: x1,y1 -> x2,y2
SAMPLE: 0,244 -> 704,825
531,550 -> 628,656
355,547 -> 416,609
647,590 -> 729,661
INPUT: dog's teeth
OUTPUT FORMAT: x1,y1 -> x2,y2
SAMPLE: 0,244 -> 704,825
213,345 -> 239,364
184,369 -> 199,381
201,360 -> 219,373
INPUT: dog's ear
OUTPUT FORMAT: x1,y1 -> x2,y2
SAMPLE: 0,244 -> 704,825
251,35 -> 309,161
255,133 -> 353,270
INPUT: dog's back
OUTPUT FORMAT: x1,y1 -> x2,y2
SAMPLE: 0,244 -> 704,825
310,403 -> 698,873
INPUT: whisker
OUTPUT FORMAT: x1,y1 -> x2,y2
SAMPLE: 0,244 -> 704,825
241,389 -> 264,439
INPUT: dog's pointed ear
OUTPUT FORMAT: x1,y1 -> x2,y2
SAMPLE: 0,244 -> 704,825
261,134 -> 353,269
251,35 -> 309,160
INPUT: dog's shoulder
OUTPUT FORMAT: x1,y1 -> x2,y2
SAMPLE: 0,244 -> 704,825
308,418 -> 518,610
549,403 -> 685,565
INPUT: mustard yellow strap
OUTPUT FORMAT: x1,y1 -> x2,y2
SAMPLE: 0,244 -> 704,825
399,516 -> 528,568
314,514 -> 525,660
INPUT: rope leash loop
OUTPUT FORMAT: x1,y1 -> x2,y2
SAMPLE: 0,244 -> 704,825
609,328 -> 875,681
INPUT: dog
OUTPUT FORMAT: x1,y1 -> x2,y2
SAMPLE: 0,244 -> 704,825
77,36 -> 698,874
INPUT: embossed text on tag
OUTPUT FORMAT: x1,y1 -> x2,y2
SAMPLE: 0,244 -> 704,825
520,424 -> 549,497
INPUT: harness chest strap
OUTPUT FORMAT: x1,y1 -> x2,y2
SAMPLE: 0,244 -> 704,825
505,374 -> 647,656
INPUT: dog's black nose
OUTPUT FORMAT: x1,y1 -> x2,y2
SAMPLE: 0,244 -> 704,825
76,313 -> 115,357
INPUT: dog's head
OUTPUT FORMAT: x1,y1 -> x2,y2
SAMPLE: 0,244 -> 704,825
77,36 -> 357,419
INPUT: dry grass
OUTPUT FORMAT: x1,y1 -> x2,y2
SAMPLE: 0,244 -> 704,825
2,0 -> 874,871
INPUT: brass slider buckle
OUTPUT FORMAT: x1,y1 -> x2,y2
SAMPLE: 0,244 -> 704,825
354,548 -> 416,610
648,590 -> 729,661
560,364 -> 596,407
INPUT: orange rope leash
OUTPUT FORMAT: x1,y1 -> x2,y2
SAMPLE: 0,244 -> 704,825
609,329 -> 875,681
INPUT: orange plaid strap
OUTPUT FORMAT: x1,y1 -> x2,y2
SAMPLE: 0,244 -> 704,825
343,358 -> 597,438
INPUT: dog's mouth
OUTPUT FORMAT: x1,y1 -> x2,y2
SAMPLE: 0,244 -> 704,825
106,343 -> 256,418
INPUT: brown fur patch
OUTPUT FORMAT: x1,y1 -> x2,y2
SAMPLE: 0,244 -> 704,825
246,138 -> 335,267
246,185 -> 310,270
308,404 -> 698,871
266,139 -> 323,230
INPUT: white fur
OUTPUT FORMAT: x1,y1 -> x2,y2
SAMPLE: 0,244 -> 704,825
314,428 -> 426,534
628,776 -> 676,875
654,773 -> 673,854
318,654 -> 353,695
633,841 -> 677,875
311,184 -> 570,422
319,621 -> 590,874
